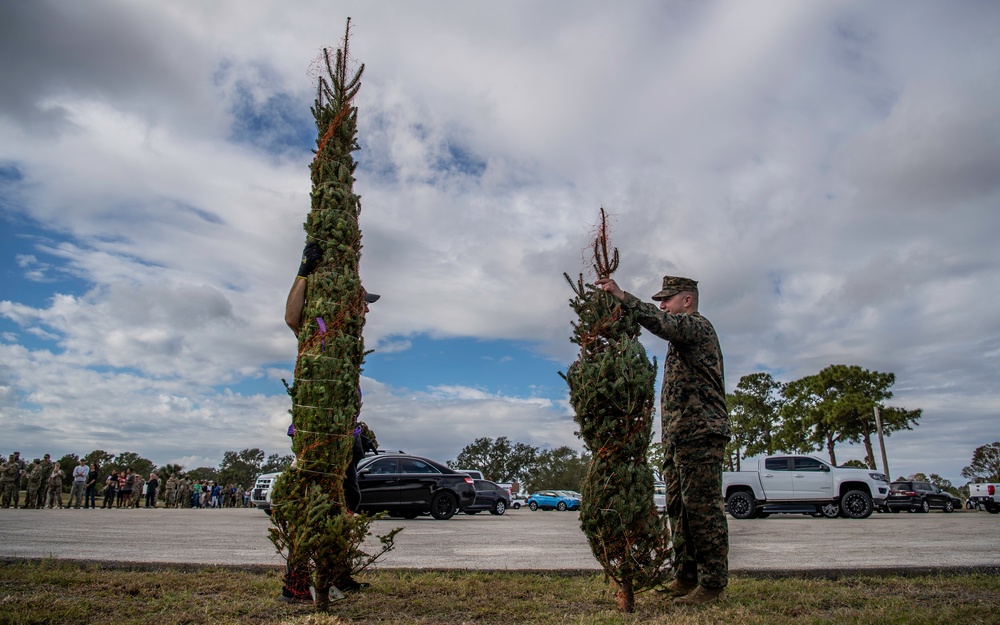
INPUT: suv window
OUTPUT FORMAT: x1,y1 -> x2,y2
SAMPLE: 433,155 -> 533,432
399,458 -> 439,474
764,458 -> 790,471
890,482 -> 912,491
794,457 -> 825,472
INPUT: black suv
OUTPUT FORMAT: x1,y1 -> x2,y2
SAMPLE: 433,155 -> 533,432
356,453 -> 476,520
887,480 -> 956,513
462,480 -> 512,515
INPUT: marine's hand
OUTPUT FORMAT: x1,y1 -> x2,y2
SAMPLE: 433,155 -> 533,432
297,241 -> 322,277
595,277 -> 625,301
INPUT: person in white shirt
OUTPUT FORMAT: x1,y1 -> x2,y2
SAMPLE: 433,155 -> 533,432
68,458 -> 89,509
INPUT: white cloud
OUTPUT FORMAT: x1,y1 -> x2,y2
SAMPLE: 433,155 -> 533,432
1,1 -> 998,485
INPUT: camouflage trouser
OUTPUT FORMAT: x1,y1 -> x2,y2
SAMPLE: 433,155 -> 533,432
663,435 -> 729,589
46,485 -> 64,508
0,481 -> 15,507
26,481 -> 41,508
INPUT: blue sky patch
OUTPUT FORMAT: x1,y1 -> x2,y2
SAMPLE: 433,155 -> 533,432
227,80 -> 315,155
364,334 -> 568,401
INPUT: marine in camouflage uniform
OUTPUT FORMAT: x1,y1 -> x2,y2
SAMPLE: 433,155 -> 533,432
164,476 -> 177,508
11,452 -> 26,508
35,455 -> 54,509
0,455 -> 19,508
598,275 -> 730,603
178,477 -> 192,508
46,465 -> 65,509
24,459 -> 42,509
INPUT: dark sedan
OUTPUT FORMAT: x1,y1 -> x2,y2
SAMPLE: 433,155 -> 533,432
356,453 -> 476,520
462,479 -> 512,515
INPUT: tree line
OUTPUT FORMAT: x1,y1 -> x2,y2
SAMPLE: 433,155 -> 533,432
447,437 -> 589,493
45,448 -> 293,491
448,361 -> 1000,500
726,364 -> 922,470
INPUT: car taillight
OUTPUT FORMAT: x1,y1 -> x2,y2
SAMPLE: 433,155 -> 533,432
990,485 -> 996,496
464,477 -> 474,485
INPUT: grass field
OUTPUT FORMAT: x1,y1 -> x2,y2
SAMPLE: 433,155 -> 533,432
1,560 -> 999,625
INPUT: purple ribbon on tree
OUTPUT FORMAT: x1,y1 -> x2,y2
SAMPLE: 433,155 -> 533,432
316,317 -> 327,349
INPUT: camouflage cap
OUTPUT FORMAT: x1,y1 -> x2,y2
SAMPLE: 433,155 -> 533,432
652,275 -> 698,301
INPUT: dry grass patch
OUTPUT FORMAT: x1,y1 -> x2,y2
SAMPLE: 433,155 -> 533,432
0,560 -> 998,625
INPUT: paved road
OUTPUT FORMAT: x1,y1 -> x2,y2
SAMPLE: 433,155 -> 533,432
2,507 -> 998,573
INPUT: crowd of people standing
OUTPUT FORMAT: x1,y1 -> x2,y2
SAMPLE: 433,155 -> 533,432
1,452 -> 253,510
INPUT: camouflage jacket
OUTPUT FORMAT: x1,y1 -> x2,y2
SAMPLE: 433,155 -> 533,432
38,461 -> 54,482
0,462 -> 18,482
623,292 -> 730,445
48,469 -> 64,487
25,463 -> 43,484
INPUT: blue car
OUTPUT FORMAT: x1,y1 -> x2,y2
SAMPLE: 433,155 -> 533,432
526,490 -> 581,511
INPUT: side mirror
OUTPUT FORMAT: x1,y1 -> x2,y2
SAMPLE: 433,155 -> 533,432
358,468 -> 370,477
821,464 -> 830,472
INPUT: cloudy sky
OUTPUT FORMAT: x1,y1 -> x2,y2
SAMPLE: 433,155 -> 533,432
1,1 -> 998,486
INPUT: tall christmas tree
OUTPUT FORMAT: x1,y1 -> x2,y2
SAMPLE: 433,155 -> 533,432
268,19 -> 397,610
561,209 -> 670,612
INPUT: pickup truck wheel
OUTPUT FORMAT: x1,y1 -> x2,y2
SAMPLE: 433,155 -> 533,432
726,491 -> 756,520
429,492 -> 458,520
943,500 -> 954,513
919,499 -> 930,513
840,490 -> 874,519
820,503 -> 840,518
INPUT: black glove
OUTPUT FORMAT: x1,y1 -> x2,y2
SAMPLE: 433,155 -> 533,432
296,241 -> 322,277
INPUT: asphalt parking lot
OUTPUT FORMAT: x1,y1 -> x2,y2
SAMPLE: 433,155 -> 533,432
2,506 -> 998,573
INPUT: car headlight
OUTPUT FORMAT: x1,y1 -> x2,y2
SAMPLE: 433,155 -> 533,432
869,472 -> 888,482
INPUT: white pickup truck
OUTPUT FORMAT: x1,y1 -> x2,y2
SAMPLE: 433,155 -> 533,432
967,483 -> 1000,513
723,455 -> 890,520
250,471 -> 281,515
